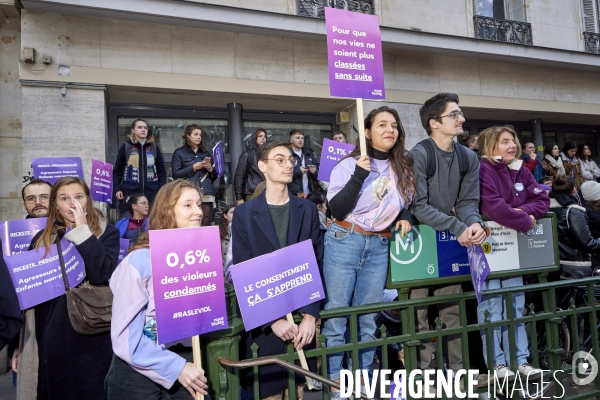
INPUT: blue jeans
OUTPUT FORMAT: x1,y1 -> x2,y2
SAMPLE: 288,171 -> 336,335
322,222 -> 389,380
477,276 -> 529,368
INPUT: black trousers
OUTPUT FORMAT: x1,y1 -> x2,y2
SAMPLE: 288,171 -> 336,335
105,345 -> 209,400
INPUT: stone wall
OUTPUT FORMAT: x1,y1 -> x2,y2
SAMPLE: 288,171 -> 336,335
0,11 -> 22,221
21,87 -> 106,191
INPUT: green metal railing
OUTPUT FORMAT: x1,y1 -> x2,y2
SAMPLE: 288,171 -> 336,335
204,274 -> 600,400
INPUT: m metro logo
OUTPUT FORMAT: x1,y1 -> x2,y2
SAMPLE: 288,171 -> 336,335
390,227 -> 423,265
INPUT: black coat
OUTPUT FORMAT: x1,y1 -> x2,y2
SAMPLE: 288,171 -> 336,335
585,204 -> 600,267
0,243 -> 23,350
550,193 -> 600,267
29,224 -> 120,400
113,139 -> 167,208
234,137 -> 264,200
288,148 -> 319,195
171,146 -> 218,196
232,192 -> 323,397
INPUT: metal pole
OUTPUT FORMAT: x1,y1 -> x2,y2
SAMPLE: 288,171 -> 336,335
530,118 -> 544,159
228,103 -> 243,181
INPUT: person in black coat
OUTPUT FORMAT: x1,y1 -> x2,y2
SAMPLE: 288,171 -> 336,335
16,177 -> 120,400
288,129 -> 319,196
580,180 -> 600,267
171,124 -> 219,226
232,141 -> 323,399
0,244 -> 23,351
234,128 -> 266,204
548,175 -> 600,270
113,119 -> 167,212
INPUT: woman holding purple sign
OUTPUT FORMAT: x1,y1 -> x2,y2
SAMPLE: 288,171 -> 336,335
322,106 -> 415,397
172,124 -> 219,227
15,176 -> 120,400
477,126 -> 549,379
106,179 -> 208,400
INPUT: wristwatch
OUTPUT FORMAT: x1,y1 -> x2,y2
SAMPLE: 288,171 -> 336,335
477,221 -> 486,230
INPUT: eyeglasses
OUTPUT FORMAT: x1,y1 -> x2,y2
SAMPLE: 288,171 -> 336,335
266,157 -> 298,167
437,111 -> 464,121
24,194 -> 50,204
136,201 -> 150,206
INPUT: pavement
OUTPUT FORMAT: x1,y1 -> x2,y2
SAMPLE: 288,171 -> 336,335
1,369 -> 595,399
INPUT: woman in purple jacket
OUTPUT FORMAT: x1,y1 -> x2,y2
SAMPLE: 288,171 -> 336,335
477,125 -> 550,379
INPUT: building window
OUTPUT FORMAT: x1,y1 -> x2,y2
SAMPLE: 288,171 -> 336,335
474,0 -> 532,45
297,0 -> 374,19
582,0 -> 600,53
115,117 -> 233,221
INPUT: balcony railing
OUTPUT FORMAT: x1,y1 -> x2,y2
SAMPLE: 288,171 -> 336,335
584,32 -> 600,54
474,15 -> 533,45
297,0 -> 374,19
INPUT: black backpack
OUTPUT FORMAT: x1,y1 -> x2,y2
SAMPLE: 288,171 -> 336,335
418,138 -> 470,189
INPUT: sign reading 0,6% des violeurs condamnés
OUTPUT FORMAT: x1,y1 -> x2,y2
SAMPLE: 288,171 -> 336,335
149,226 -> 228,344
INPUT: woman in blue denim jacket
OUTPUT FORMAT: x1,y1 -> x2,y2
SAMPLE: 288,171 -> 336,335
322,107 -> 415,398
172,124 -> 218,226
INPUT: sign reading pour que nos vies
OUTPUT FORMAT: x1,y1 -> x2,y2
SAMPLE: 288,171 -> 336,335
388,217 -> 558,287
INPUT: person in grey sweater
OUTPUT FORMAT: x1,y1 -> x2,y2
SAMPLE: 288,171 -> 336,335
409,93 -> 486,376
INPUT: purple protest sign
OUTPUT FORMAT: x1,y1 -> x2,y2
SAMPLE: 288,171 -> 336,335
325,7 -> 385,100
467,245 -> 491,303
318,138 -> 356,182
32,157 -> 84,185
3,237 -> 86,310
149,226 -> 228,344
229,240 -> 325,331
91,159 -> 113,203
212,141 -> 225,179
118,238 -> 129,264
1,218 -> 48,257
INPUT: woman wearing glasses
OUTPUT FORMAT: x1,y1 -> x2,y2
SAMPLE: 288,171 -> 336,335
115,193 -> 150,246
322,106 -> 415,398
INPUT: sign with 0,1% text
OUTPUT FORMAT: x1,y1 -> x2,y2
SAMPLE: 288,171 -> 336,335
149,226 -> 228,344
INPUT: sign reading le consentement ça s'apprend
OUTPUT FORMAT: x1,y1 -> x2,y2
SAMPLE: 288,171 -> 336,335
325,7 -> 385,100
149,226 -> 228,344
229,240 -> 325,331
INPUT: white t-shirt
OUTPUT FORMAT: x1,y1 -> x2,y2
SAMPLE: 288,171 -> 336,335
294,149 -> 309,194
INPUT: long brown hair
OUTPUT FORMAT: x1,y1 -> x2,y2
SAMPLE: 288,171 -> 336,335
130,179 -> 203,252
34,177 -> 105,254
182,124 -> 206,152
346,106 -> 415,202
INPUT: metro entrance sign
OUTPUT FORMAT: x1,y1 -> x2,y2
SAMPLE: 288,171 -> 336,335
387,215 -> 559,289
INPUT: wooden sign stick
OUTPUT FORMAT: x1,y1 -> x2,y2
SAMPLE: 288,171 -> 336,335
285,313 -> 314,390
192,335 -> 205,400
356,98 -> 367,156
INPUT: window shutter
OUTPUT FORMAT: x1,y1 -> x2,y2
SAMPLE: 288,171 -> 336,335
506,0 -> 526,21
582,0 -> 599,33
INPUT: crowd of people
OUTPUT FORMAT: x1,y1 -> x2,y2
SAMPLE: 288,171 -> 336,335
2,92 -> 600,400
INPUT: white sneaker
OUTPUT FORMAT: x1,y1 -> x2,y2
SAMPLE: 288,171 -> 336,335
518,363 -> 543,377
494,364 -> 515,396
495,364 -> 515,379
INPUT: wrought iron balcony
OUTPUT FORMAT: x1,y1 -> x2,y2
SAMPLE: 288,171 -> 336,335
297,0 -> 374,19
584,32 -> 600,54
474,15 -> 532,46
